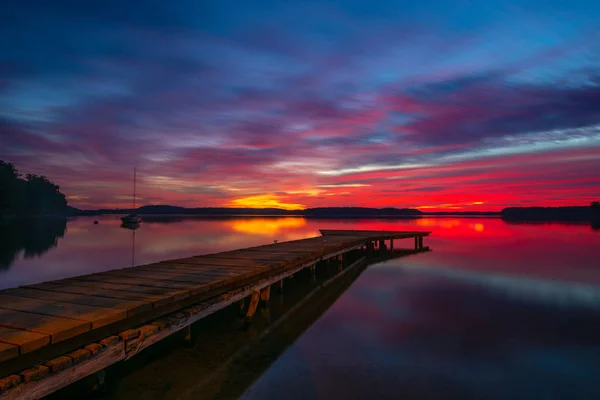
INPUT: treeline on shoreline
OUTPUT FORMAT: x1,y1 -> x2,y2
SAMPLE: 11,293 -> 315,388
69,204 -> 500,218
0,161 -> 67,216
68,203 -> 599,222
501,203 -> 600,222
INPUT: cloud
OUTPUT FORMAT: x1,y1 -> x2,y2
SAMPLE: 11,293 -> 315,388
1,1 -> 600,209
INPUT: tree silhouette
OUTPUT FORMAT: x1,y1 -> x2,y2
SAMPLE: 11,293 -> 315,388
0,161 -> 67,215
0,161 -> 20,214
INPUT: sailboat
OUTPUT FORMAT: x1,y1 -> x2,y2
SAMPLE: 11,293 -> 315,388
121,167 -> 141,225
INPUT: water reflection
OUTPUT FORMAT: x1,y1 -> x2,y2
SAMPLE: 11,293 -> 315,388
0,217 -> 67,270
120,222 -> 139,268
243,268 -> 600,399
1,216 -> 599,291
231,217 -> 307,235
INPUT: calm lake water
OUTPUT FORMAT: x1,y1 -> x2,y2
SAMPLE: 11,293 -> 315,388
2,216 -> 600,399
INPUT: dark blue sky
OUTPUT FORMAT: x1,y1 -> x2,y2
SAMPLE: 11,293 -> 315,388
1,1 -> 599,209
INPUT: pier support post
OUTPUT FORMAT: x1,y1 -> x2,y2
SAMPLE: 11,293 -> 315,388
390,239 -> 394,251
245,291 -> 260,322
278,279 -> 284,293
238,299 -> 246,315
414,236 -> 424,249
260,285 -> 271,305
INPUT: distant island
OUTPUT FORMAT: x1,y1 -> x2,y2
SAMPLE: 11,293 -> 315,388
66,204 -> 503,218
501,203 -> 600,222
68,205 -> 424,218
67,203 -> 600,223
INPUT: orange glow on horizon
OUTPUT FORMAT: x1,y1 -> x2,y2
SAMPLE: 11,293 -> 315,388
229,194 -> 305,210
230,217 -> 307,235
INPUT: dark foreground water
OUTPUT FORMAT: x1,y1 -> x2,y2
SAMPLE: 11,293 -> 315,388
2,216 -> 600,399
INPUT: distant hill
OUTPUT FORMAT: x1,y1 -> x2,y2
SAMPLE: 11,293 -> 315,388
422,211 -> 500,216
67,205 -> 426,218
136,205 -> 301,216
501,206 -> 594,222
64,204 -> 599,222
303,207 -> 421,217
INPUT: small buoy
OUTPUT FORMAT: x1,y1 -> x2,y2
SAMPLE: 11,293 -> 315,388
94,220 -> 99,225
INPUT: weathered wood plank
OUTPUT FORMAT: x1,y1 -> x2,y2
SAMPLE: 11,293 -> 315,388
0,309 -> 89,343
27,283 -> 170,304
0,327 -> 50,354
149,263 -> 249,276
98,272 -> 213,296
0,341 -> 125,400
131,266 -> 243,285
0,294 -> 125,329
0,343 -> 18,363
157,261 -> 258,273
155,263 -> 259,278
209,251 -> 308,262
103,269 -> 218,286
173,257 -> 277,268
69,274 -> 193,291
319,229 -> 430,238
57,279 -> 185,299
2,288 -> 151,317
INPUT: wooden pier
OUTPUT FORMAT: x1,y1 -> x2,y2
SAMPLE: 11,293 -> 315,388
0,230 -> 429,399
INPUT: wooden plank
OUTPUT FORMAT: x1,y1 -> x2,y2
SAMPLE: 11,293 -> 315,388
151,262 -> 250,276
105,269 -> 218,284
166,261 -> 272,275
319,229 -> 430,238
70,274 -> 193,291
0,294 -> 125,329
27,283 -> 169,304
209,251 -> 308,262
0,342 -> 19,363
53,281 -> 181,306
242,247 -> 320,254
0,309 -> 89,343
174,257 -> 276,268
58,279 -> 183,298
134,265 -> 245,283
2,288 -> 151,317
156,262 -> 259,277
102,270 -> 216,292
0,327 -> 50,354
61,280 -> 187,303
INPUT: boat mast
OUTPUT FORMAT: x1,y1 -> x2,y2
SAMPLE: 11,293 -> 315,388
133,167 -> 136,210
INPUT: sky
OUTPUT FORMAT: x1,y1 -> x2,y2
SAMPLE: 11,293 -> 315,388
1,0 -> 599,211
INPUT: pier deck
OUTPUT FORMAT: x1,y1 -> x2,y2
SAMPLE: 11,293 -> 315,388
0,230 -> 429,398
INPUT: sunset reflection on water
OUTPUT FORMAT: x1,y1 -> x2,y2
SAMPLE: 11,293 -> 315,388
1,216 -> 598,290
